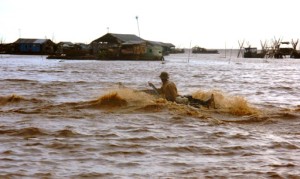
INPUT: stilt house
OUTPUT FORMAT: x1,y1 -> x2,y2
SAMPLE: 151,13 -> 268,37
91,33 -> 165,60
13,38 -> 55,54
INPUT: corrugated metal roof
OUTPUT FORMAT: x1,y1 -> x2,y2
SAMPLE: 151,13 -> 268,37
34,39 -> 47,44
147,40 -> 163,46
92,33 -> 175,47
122,41 -> 145,45
162,43 -> 175,47
14,38 -> 49,44
92,33 -> 145,44
110,33 -> 144,42
147,40 -> 175,47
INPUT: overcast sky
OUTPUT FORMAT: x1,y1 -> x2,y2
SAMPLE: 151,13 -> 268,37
1,0 -> 299,49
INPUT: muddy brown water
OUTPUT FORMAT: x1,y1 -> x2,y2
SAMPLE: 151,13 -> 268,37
0,54 -> 300,178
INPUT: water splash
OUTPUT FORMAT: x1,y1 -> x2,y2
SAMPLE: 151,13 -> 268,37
192,90 -> 260,116
0,94 -> 24,105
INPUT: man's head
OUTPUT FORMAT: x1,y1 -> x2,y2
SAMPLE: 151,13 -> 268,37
159,71 -> 169,81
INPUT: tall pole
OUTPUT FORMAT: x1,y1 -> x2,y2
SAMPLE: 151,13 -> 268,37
225,42 -> 226,58
136,16 -> 140,37
187,41 -> 191,63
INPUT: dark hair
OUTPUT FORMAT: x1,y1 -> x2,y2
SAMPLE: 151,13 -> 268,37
159,72 -> 169,79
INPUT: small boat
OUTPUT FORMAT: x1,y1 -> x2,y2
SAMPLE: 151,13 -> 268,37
243,47 -> 265,58
169,48 -> 185,54
192,46 -> 219,54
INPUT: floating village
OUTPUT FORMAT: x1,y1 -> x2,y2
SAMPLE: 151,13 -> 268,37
0,33 -> 174,61
1,33 -> 300,60
237,38 -> 300,59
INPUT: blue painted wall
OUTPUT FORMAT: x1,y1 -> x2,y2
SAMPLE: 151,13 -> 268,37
19,43 -> 41,52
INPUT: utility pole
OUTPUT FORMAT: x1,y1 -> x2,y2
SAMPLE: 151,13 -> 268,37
136,16 -> 140,37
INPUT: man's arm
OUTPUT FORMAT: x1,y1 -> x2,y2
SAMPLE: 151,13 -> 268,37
148,82 -> 161,95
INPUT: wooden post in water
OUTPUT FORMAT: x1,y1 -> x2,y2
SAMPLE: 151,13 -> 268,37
187,41 -> 191,63
225,42 -> 227,58
237,40 -> 245,58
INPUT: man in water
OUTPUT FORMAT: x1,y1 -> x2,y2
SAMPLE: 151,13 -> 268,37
148,72 -> 215,108
148,71 -> 178,102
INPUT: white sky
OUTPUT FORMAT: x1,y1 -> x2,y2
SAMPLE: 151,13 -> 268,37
0,0 -> 299,49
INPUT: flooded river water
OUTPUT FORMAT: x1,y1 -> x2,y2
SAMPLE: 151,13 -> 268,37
0,54 -> 300,178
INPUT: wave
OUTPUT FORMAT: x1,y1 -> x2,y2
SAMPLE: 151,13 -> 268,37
272,111 -> 300,120
1,78 -> 38,83
1,150 -> 13,155
163,145 -> 210,153
2,88 -> 293,125
0,94 -> 45,106
46,142 -> 82,149
54,129 -> 79,137
78,88 -> 260,116
74,89 -> 159,111
136,103 -> 166,112
0,94 -> 25,105
116,162 -> 140,167
91,92 -> 128,108
0,88 -> 262,117
102,150 -> 146,156
294,106 -> 300,113
88,89 -> 300,123
66,88 -> 269,125
35,70 -> 64,73
213,114 -> 270,124
107,143 -> 143,149
118,136 -> 160,142
0,127 -> 82,138
75,172 -> 113,178
0,127 -> 47,136
191,90 -> 260,116
269,86 -> 293,91
269,141 -> 300,150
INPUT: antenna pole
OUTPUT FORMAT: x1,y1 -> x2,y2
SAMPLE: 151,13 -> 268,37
136,16 -> 140,37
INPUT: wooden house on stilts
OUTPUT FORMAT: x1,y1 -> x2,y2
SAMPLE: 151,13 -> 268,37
91,33 -> 170,61
13,38 -> 55,55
